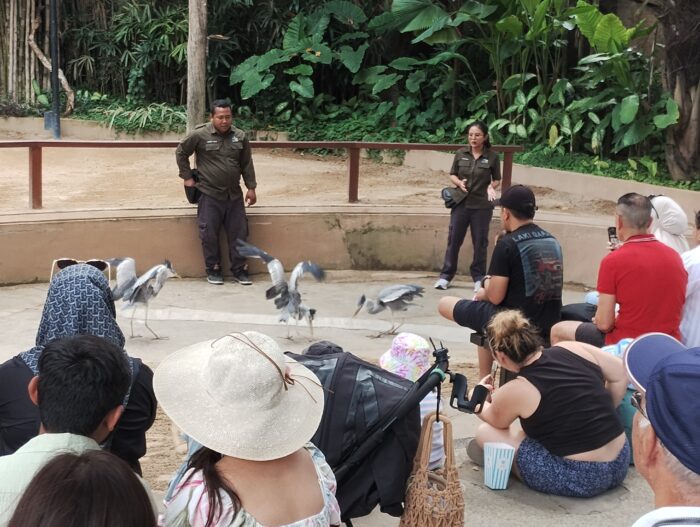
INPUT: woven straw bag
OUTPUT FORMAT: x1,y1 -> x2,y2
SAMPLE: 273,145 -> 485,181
399,413 -> 465,527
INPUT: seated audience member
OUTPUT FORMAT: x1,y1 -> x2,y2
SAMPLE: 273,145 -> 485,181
681,211 -> 700,347
0,264 -> 156,474
551,193 -> 687,347
439,184 -> 563,377
8,450 -> 156,527
379,332 -> 444,470
0,335 -> 158,524
623,333 -> 700,526
649,195 -> 690,255
470,310 -> 629,498
156,331 -> 341,527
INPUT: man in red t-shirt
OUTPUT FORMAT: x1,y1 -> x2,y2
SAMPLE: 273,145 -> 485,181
551,193 -> 687,347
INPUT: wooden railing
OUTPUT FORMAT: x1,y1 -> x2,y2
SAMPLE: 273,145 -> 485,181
0,140 -> 524,209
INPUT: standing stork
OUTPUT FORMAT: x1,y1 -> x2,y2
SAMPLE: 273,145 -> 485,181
353,284 -> 424,337
236,240 -> 325,339
109,258 -> 179,339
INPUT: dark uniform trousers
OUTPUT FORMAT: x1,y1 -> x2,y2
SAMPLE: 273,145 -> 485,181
440,201 -> 493,283
197,193 -> 248,274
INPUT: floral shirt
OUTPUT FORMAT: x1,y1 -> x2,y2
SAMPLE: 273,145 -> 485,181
162,444 -> 341,527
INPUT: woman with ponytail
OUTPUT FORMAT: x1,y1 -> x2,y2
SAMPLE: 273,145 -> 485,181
469,310 -> 630,498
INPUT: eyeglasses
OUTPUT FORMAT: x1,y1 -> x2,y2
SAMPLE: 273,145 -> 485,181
631,390 -> 647,419
50,258 -> 111,281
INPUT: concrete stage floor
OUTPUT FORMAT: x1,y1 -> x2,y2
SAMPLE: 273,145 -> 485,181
0,271 -> 654,526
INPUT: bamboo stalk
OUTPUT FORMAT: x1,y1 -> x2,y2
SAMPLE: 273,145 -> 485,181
25,0 -> 32,103
9,0 -> 16,100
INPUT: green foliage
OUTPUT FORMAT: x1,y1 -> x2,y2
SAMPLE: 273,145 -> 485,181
516,145 -> 700,191
0,99 -> 39,117
48,0 -> 694,181
31,80 -> 50,107
72,91 -> 186,134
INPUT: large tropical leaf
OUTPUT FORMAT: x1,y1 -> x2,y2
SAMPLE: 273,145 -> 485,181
521,0 -> 540,16
459,1 -> 498,19
257,49 -> 291,71
411,15 -> 450,43
339,43 -> 369,73
619,94 -> 639,125
372,73 -> 402,95
283,15 -> 304,51
567,1 -> 601,43
337,31 -> 370,43
653,99 -> 680,129
495,15 -> 523,37
525,0 -> 550,41
284,64 -> 313,76
502,73 -> 536,91
367,12 -> 401,31
229,56 -> 259,85
240,72 -> 274,99
389,57 -> 419,71
617,121 -> 654,151
421,27 -> 460,45
592,13 -> 628,53
289,76 -> 314,98
406,70 -> 427,92
392,0 -> 449,32
301,43 -> 333,65
323,0 -> 367,25
352,65 -> 388,85
467,90 -> 496,112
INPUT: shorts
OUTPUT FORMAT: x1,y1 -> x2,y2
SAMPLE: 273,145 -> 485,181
452,300 -> 500,332
575,322 -> 605,347
517,437 -> 630,498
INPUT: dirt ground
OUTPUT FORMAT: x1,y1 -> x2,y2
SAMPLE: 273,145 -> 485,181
0,131 -> 615,215
1,126 -> 614,494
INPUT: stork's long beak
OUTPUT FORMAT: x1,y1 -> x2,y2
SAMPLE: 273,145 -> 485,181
352,305 -> 362,318
173,272 -> 181,279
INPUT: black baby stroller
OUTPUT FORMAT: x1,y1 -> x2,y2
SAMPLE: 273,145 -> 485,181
288,340 -> 483,526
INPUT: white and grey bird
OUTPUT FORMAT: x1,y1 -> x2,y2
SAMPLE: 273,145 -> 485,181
236,240 -> 325,339
109,258 -> 179,339
353,284 -> 424,337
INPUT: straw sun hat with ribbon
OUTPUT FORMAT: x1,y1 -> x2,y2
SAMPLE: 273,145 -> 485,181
154,331 -> 324,461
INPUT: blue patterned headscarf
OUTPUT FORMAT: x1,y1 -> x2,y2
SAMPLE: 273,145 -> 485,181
20,264 -> 126,374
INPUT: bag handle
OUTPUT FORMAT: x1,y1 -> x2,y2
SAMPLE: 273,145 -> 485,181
414,412 -> 455,472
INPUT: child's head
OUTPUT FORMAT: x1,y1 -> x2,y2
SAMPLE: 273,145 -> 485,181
379,332 -> 431,382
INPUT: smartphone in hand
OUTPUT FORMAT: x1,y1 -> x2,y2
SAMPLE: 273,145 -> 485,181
608,226 -> 620,248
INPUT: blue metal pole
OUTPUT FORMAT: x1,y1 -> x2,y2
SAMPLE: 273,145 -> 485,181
49,0 -> 60,139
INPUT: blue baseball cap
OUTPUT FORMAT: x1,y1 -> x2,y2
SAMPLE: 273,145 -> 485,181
623,333 -> 700,474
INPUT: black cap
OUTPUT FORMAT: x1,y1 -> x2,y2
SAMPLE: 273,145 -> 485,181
498,184 -> 537,219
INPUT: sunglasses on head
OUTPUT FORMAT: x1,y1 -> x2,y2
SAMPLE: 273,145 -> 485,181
50,258 -> 111,281
631,390 -> 647,419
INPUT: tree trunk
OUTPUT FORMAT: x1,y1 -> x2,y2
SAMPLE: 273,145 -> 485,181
630,0 -> 700,181
665,75 -> 700,181
27,16 -> 74,115
186,0 -> 207,132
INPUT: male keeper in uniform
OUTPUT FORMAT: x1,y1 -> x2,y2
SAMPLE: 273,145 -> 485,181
176,98 -> 257,285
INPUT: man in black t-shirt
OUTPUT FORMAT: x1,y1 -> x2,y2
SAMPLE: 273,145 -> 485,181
438,185 -> 563,377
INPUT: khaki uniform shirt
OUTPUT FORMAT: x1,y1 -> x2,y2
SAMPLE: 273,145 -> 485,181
176,122 -> 257,201
450,147 -> 501,209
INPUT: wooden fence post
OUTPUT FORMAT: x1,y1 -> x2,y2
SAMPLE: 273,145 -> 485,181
347,146 -> 360,203
29,145 -> 42,209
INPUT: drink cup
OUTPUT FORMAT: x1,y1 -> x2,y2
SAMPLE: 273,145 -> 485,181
484,442 -> 515,490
